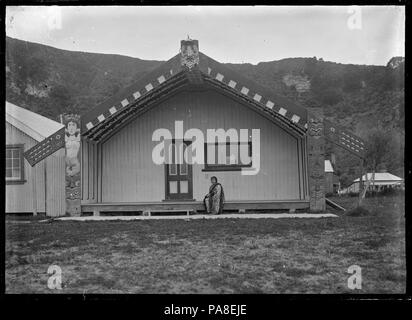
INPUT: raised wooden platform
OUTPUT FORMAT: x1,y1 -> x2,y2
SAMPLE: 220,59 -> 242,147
81,200 -> 310,216
52,213 -> 338,222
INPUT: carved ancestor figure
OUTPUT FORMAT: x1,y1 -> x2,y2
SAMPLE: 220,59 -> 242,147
308,117 -> 324,139
65,120 -> 81,177
180,38 -> 199,70
63,114 -> 81,216
307,110 -> 326,212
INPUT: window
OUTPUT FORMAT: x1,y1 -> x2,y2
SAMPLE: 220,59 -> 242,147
6,145 -> 25,184
204,141 -> 252,171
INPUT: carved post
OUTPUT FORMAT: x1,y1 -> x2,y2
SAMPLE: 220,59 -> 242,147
307,108 -> 326,212
180,38 -> 199,70
358,158 -> 364,206
62,114 -> 81,216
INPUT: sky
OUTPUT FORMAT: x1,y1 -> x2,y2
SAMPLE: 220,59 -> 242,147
6,6 -> 405,66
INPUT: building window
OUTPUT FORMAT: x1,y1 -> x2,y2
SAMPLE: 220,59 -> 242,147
6,144 -> 25,184
204,141 -> 252,171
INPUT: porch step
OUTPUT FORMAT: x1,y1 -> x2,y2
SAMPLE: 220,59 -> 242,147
51,213 -> 339,222
82,200 -> 310,216
142,209 -> 194,217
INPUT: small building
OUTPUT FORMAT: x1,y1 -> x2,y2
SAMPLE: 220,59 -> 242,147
324,159 -> 339,194
79,39 -> 312,215
6,101 -> 66,216
342,172 -> 404,194
21,38 -> 363,216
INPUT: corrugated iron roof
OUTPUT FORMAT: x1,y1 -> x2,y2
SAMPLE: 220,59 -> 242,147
325,160 -> 334,173
6,101 -> 64,142
354,172 -> 403,182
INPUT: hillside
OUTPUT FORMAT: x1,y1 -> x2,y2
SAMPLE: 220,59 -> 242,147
5,36 -> 404,184
5,37 -> 162,118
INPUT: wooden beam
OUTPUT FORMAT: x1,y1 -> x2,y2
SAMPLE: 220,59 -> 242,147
81,200 -> 310,214
325,137 -> 365,159
98,84 -> 188,144
326,198 -> 346,211
84,74 -> 188,141
203,77 -> 306,137
31,165 -> 37,216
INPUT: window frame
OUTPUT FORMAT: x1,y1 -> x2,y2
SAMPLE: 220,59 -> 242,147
6,144 -> 26,185
203,141 -> 252,172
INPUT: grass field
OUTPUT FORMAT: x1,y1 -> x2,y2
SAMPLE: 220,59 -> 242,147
5,195 -> 405,293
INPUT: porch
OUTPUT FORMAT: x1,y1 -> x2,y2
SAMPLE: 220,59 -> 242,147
81,199 -> 310,216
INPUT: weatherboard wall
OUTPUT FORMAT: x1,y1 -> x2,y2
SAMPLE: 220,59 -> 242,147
81,138 -> 98,203
6,122 -> 65,216
85,88 -> 307,203
45,148 -> 66,217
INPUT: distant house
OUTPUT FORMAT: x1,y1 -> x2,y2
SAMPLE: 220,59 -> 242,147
6,101 -> 66,216
341,172 -> 404,194
324,159 -> 339,194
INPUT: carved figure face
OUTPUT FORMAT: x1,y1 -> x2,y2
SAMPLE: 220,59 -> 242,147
181,43 -> 199,69
67,121 -> 78,135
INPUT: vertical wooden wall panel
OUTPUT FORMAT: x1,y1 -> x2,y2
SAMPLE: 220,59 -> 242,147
6,122 -> 49,213
100,89 -> 302,203
82,141 -> 97,204
46,148 -> 66,216
81,138 -> 88,201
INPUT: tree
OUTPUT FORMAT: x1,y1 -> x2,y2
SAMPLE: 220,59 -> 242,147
50,85 -> 73,115
339,172 -> 353,189
364,129 -> 397,193
26,56 -> 49,82
365,130 -> 396,171
343,69 -> 362,93
303,57 -> 318,77
10,47 -> 49,83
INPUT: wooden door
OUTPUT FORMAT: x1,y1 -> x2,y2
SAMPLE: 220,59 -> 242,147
165,141 -> 193,200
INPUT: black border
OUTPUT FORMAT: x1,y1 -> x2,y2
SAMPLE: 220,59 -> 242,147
1,0 -> 410,313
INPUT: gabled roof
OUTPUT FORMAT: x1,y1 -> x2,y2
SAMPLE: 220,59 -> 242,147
354,173 -> 403,182
197,53 -> 307,127
6,101 -> 64,142
82,49 -> 308,141
81,53 -> 182,133
325,160 -> 334,173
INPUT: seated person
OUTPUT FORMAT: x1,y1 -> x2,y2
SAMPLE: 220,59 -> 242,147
204,176 -> 225,214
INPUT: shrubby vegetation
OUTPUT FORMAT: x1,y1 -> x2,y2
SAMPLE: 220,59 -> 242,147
5,36 -> 404,184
